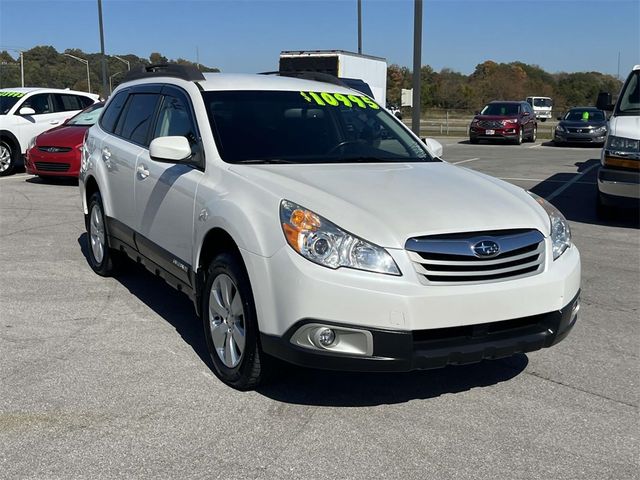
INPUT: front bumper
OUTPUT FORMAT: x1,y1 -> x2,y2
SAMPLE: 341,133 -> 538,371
469,126 -> 520,141
25,147 -> 80,177
554,132 -> 606,144
261,291 -> 580,372
597,166 -> 640,204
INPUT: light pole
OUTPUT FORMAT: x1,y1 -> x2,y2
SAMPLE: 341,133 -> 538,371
113,55 -> 130,70
411,0 -> 423,136
109,71 -> 122,93
357,0 -> 362,54
97,0 -> 108,97
64,53 -> 91,93
0,48 -> 24,86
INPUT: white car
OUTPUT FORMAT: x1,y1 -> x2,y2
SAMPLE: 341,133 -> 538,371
80,65 -> 581,390
596,65 -> 640,215
0,87 -> 99,176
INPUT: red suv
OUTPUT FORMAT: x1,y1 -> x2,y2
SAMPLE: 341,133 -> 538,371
469,101 -> 537,145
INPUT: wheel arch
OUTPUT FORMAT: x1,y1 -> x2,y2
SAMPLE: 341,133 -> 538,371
0,130 -> 20,154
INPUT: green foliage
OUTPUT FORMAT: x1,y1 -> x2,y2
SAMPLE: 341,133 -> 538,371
387,60 -> 622,112
0,46 -> 220,96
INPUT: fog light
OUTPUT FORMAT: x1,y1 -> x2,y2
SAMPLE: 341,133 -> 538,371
318,328 -> 336,347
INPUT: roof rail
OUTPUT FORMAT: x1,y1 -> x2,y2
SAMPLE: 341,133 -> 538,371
122,64 -> 206,83
260,70 -> 347,88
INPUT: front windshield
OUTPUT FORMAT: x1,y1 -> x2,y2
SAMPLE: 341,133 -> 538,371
480,103 -> 519,116
533,98 -> 552,107
0,92 -> 23,115
201,90 -> 434,164
615,70 -> 640,116
564,110 -> 605,122
67,103 -> 104,126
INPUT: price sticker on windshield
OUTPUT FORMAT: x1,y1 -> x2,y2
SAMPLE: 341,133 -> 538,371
300,91 -> 379,110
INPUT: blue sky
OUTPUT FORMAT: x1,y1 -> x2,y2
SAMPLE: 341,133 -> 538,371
0,0 -> 638,76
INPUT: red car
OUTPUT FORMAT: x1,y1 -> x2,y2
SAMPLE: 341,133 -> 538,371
26,102 -> 104,178
469,101 -> 537,145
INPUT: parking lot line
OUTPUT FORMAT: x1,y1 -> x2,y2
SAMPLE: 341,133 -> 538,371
453,157 -> 480,165
528,143 -> 542,149
546,163 -> 600,201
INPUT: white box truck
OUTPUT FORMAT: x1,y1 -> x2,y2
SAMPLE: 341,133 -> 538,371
279,50 -> 387,106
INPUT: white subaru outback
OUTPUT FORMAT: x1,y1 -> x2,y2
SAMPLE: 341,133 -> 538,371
80,65 -> 581,390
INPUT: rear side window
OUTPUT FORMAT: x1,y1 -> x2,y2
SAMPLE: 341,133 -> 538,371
100,91 -> 128,133
116,93 -> 160,146
54,94 -> 85,112
78,96 -> 94,109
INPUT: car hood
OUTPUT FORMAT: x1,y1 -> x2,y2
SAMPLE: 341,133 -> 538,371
559,120 -> 607,128
35,125 -> 88,147
474,115 -> 518,121
230,162 -> 550,249
608,115 -> 640,140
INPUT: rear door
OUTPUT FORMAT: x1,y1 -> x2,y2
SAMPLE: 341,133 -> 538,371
133,85 -> 204,284
101,87 -> 161,240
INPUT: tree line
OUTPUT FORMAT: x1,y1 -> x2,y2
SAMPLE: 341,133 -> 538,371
0,46 -> 219,96
0,47 -> 622,114
387,60 -> 622,113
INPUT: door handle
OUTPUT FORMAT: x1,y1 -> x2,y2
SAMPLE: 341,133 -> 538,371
49,120 -> 60,125
137,164 -> 150,179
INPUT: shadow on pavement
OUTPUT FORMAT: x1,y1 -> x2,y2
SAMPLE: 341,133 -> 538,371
26,175 -> 79,186
77,233 -> 531,405
529,159 -> 639,229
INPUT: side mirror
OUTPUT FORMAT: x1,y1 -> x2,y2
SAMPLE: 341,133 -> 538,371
474,111 -> 480,115
149,136 -> 192,163
422,137 -> 443,158
19,107 -> 36,116
556,115 -> 562,121
522,111 -> 530,116
596,92 -> 614,111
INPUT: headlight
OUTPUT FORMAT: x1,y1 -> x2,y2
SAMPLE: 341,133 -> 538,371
555,125 -> 566,133
501,119 -> 518,125
607,135 -> 640,153
528,192 -> 571,260
594,126 -> 607,134
280,200 -> 401,275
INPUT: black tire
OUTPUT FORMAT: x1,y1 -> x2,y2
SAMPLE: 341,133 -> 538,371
596,192 -> 615,220
469,137 -> 479,144
529,125 -> 537,143
86,192 -> 121,276
202,252 -> 270,390
514,128 -> 523,145
541,118 -> 547,122
0,139 -> 17,177
553,139 -> 563,147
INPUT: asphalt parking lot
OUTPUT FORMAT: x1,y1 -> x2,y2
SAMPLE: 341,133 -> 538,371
1,139 -> 638,479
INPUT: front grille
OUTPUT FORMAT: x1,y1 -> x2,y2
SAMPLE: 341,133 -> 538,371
35,162 -> 70,172
38,146 -> 72,153
406,229 -> 545,285
477,120 -> 502,129
567,127 -> 593,134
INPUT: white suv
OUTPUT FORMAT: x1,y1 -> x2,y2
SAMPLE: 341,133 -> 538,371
80,65 -> 581,390
0,87 -> 99,176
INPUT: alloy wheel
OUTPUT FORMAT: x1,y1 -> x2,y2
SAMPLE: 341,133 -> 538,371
0,144 -> 11,173
208,274 -> 246,368
89,204 -> 106,264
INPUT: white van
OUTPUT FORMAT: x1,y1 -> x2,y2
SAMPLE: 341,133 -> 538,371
596,65 -> 640,215
526,96 -> 553,122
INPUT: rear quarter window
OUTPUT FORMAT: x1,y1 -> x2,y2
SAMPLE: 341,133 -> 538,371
115,93 -> 160,146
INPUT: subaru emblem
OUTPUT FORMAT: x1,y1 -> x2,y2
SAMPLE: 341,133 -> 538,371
472,240 -> 500,258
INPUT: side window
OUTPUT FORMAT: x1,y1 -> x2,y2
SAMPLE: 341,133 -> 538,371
116,93 -> 160,146
100,91 -> 128,133
21,93 -> 53,115
53,94 -> 83,112
152,94 -> 197,144
78,96 -> 94,109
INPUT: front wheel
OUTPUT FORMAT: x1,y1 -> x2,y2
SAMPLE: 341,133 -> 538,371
0,140 -> 17,177
202,252 -> 270,390
541,118 -> 547,122
515,128 -> 523,145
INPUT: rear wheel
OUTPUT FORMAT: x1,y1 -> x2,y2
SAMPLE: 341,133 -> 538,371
202,252 -> 270,390
0,140 -> 17,177
529,125 -> 537,142
86,192 -> 121,276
